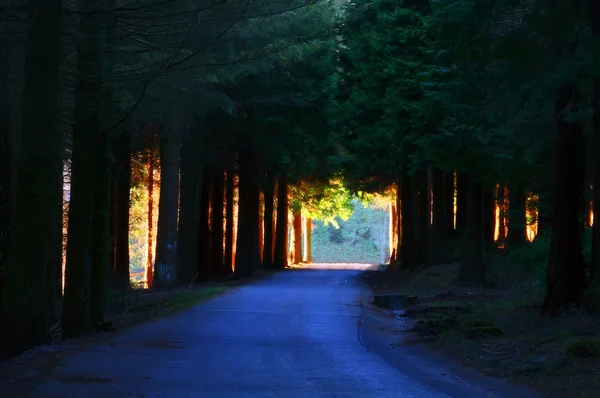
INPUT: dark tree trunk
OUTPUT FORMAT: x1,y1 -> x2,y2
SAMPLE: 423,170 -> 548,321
176,130 -> 203,285
197,167 -> 212,282
0,43 -> 10,329
455,172 -> 468,237
154,121 -> 181,288
458,175 -> 484,284
108,168 -> 117,286
508,183 -> 527,248
444,171 -> 455,236
292,210 -> 302,264
258,195 -> 264,263
482,187 -> 495,250
113,131 -> 131,290
234,134 -> 261,277
416,170 -> 429,265
400,173 -> 418,268
591,0 -> 600,282
542,82 -> 587,315
430,167 -> 450,262
224,167 -> 235,274
273,177 -> 289,269
63,0 -> 106,338
262,171 -> 275,268
1,0 -> 62,355
211,169 -> 225,278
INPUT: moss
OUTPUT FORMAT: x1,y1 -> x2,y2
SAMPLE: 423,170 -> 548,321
565,339 -> 600,359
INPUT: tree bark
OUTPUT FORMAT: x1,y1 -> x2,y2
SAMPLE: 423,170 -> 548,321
507,183 -> 527,248
542,82 -> 587,315
153,121 -> 181,288
113,131 -> 131,290
224,167 -> 235,274
444,172 -> 455,236
211,169 -> 225,278
176,129 -> 203,286
197,167 -> 212,281
455,172 -> 468,237
234,133 -> 261,277
145,143 -> 156,288
1,0 -> 62,355
305,217 -> 313,263
497,183 -> 507,242
258,194 -> 264,263
458,175 -> 484,284
262,171 -> 275,268
273,177 -> 289,269
416,170 -> 429,265
293,210 -> 302,264
62,0 -> 106,339
400,173 -> 418,268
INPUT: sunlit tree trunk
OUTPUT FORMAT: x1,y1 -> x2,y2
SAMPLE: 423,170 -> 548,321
459,175 -> 484,284
293,210 -> 302,264
542,82 -> 587,315
224,166 -> 235,274
154,119 -> 181,288
262,171 -> 275,268
304,217 -> 313,263
176,130 -> 203,285
496,183 -> 507,242
113,131 -> 131,290
234,133 -> 261,277
273,177 -> 289,269
389,199 -> 396,262
211,169 -> 225,278
145,142 -> 157,288
1,0 -> 62,355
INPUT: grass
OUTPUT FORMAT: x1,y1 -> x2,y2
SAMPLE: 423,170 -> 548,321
367,261 -> 600,398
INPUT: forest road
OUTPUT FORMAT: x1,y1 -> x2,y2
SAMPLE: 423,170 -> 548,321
33,263 -> 539,398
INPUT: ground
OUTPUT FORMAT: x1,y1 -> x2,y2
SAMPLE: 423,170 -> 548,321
365,262 -> 600,398
1,264 -> 540,397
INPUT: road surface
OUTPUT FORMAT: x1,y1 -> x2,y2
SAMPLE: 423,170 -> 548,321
33,264 -> 537,398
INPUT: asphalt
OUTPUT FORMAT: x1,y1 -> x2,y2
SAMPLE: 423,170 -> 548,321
32,263 -> 539,398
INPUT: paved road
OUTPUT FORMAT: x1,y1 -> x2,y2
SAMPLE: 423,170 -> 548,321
34,264 -> 537,398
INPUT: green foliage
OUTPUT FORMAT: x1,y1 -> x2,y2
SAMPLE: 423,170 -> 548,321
312,200 -> 389,263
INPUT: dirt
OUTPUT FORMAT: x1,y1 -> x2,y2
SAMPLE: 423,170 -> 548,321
0,269 -> 278,397
364,263 -> 600,398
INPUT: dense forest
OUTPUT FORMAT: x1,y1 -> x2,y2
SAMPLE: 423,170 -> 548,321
1,0 -> 599,363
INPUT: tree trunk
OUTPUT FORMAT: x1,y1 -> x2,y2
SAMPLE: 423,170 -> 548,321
153,120 -> 181,288
416,170 -> 429,265
455,172 -> 468,237
497,183 -> 507,242
482,187 -> 495,250
1,0 -> 62,355
542,82 -> 587,315
305,217 -> 313,263
273,177 -> 289,269
430,167 -> 450,262
234,134 -> 261,277
108,167 -> 117,286
63,0 -> 106,339
591,0 -> 600,282
211,169 -> 225,278
508,183 -> 527,248
444,171 -> 455,236
262,171 -> 275,268
113,131 -> 131,290
224,167 -> 235,274
293,210 -> 302,264
0,38 -> 11,328
389,198 -> 397,262
145,144 -> 156,288
176,130 -> 203,286
258,194 -> 264,263
197,167 -> 212,281
458,175 -> 484,284
400,173 -> 418,268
